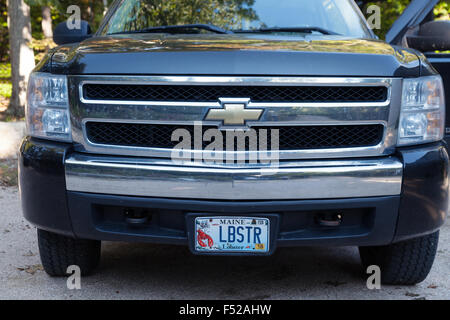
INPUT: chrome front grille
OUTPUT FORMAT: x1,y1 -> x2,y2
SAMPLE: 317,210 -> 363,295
69,76 -> 401,160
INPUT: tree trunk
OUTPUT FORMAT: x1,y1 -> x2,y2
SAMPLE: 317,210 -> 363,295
41,6 -> 53,39
6,0 -> 35,118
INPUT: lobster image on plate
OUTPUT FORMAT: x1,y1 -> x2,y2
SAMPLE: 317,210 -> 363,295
197,229 -> 214,248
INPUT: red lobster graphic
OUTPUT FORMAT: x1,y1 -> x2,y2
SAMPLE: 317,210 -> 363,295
197,229 -> 214,248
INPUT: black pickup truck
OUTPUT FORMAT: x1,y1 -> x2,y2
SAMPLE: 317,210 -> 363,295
21,0 -> 449,285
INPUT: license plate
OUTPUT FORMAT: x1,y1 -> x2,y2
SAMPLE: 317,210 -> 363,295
194,217 -> 270,253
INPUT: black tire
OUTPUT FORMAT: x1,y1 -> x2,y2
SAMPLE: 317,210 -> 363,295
37,229 -> 101,277
359,231 -> 439,285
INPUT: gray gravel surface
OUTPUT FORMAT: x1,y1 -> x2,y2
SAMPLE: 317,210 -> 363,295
0,186 -> 448,300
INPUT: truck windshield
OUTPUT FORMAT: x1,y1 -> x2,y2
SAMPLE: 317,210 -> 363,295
101,0 -> 373,38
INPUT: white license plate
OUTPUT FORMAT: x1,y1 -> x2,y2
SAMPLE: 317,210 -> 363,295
195,217 -> 270,253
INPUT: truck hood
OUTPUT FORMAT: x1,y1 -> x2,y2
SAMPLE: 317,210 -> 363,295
49,33 -> 421,77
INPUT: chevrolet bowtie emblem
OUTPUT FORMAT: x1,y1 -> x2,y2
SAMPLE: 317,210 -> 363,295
205,98 -> 263,126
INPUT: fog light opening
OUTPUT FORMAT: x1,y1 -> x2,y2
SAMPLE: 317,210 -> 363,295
315,212 -> 343,227
124,208 -> 151,226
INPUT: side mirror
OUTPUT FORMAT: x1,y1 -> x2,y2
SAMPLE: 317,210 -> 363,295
53,20 -> 92,46
406,20 -> 450,52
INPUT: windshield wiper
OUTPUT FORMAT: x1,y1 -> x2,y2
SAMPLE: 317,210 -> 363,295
234,27 -> 340,35
112,24 -> 232,35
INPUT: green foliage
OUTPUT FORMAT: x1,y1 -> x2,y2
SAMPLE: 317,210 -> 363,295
23,1 -> 116,64
25,0 -> 114,38
0,62 -> 11,78
435,1 -> 450,20
0,83 -> 12,99
0,0 -> 8,62
362,0 -> 411,40
361,0 -> 450,40
0,62 -> 11,99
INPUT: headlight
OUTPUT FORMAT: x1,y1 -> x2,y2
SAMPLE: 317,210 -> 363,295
398,75 -> 445,146
26,72 -> 72,142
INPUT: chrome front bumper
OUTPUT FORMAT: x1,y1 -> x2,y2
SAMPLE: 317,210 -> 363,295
65,154 -> 403,200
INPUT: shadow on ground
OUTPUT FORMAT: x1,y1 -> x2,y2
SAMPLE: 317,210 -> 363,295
94,242 -> 363,299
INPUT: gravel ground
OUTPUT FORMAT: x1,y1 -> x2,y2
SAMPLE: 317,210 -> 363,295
0,186 -> 448,300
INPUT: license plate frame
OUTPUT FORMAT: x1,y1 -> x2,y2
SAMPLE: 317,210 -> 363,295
186,214 -> 278,255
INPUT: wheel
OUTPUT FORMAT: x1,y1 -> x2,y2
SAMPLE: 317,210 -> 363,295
359,231 -> 439,285
37,229 -> 101,277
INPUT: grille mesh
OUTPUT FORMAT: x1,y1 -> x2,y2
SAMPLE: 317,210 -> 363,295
83,84 -> 388,103
85,122 -> 384,151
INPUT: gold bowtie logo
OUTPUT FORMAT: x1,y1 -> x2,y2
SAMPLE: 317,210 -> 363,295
205,99 -> 263,126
